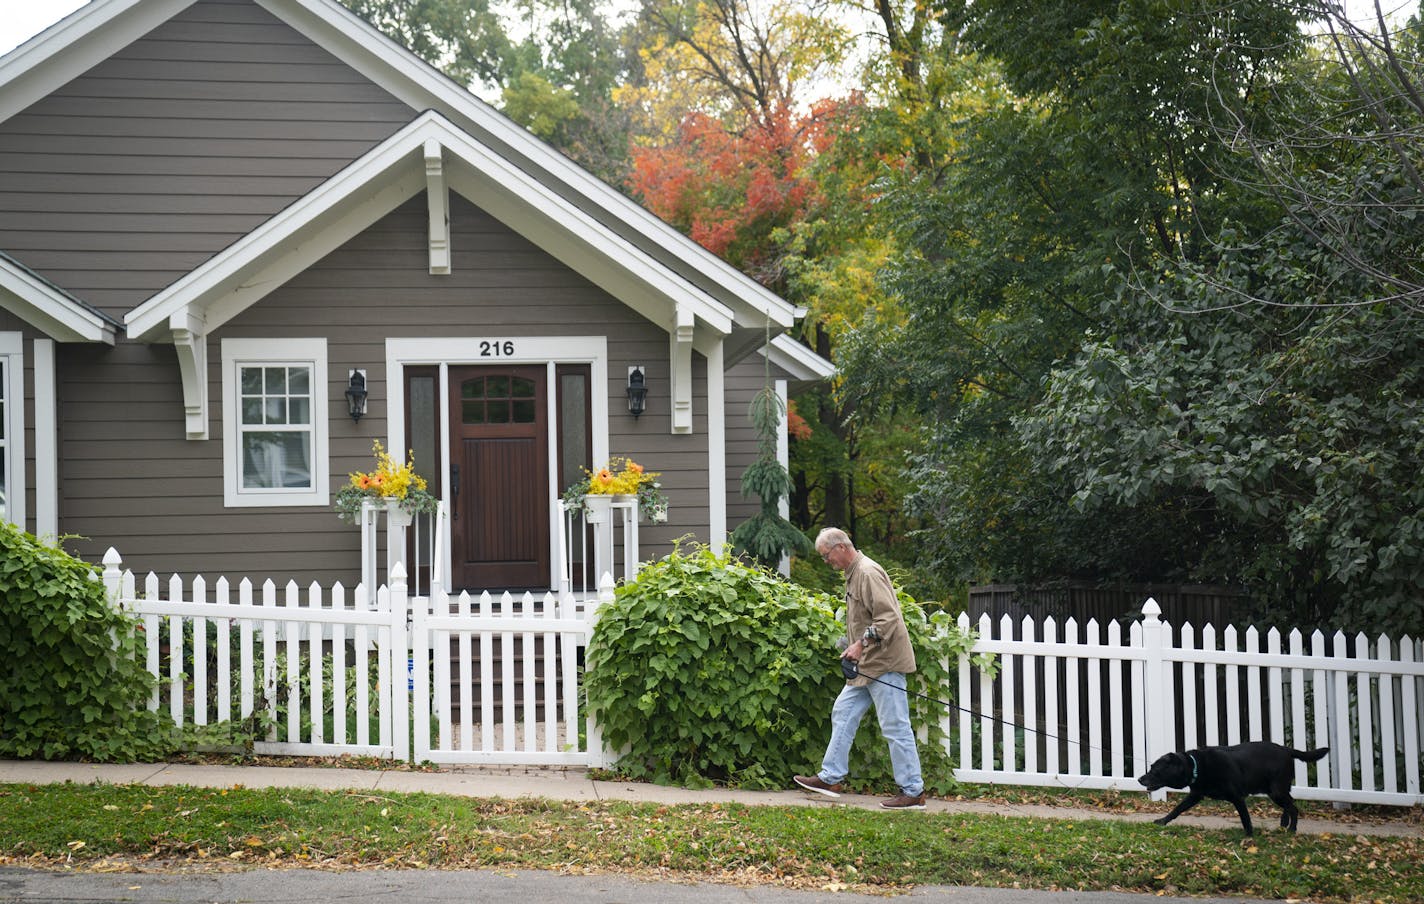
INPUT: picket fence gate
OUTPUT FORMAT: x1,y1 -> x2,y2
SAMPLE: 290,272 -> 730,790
951,599 -> 1424,806
101,549 -> 611,766
102,550 -> 1424,806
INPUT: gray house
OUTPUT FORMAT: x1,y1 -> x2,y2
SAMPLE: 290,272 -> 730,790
0,0 -> 831,591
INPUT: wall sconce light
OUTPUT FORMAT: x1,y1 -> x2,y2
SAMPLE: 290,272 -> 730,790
626,365 -> 647,418
345,369 -> 368,423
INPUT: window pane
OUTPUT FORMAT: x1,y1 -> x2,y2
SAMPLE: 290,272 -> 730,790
513,399 -> 536,423
461,378 -> 484,400
288,397 -> 310,424
0,446 -> 6,518
512,377 -> 535,398
241,399 -> 264,425
242,432 -> 312,489
487,400 -> 510,423
265,398 -> 288,424
462,401 -> 485,424
241,367 -> 262,394
287,367 -> 310,395
264,368 -> 287,394
488,376 -> 509,398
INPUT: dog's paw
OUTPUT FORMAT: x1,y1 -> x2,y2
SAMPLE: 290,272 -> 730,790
1153,816 -> 1172,826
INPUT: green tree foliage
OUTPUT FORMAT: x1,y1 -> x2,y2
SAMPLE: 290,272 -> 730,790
1015,11 -> 1424,634
0,524 -> 174,761
852,0 -> 1311,585
342,0 -> 639,182
729,385 -> 813,567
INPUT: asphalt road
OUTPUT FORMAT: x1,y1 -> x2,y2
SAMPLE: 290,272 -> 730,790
0,866 -> 1276,904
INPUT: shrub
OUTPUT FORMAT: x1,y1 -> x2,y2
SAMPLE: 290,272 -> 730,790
0,524 -> 174,761
584,545 -> 987,793
585,546 -> 841,788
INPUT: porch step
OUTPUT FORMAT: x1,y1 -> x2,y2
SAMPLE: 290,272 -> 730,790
439,636 -> 576,721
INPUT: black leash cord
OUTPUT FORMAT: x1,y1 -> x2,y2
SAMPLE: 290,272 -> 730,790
844,659 -> 1104,753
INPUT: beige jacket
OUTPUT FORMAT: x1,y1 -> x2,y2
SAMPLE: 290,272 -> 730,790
843,552 -> 916,684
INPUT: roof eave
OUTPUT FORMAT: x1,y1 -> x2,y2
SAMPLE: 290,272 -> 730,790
0,256 -> 120,344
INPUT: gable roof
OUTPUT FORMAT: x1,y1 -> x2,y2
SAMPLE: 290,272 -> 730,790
0,0 -> 802,357
0,252 -> 120,343
125,110 -> 739,342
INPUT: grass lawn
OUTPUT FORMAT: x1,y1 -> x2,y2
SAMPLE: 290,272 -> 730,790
0,781 -> 1420,901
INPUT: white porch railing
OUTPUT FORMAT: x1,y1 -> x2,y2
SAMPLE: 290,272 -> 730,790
951,599 -> 1424,806
556,497 -> 641,598
360,496 -> 639,600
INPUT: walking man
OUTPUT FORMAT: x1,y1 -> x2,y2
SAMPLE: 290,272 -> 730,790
794,527 -> 926,810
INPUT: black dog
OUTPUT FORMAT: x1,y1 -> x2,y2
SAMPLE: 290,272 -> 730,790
1137,741 -> 1329,835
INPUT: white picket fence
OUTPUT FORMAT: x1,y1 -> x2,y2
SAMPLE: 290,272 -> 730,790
951,599 -> 1424,806
101,550 -> 1424,806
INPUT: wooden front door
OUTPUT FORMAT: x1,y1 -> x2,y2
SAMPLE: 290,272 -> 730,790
449,365 -> 549,590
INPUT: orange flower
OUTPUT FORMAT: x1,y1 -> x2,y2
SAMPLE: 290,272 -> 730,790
627,461 -> 644,474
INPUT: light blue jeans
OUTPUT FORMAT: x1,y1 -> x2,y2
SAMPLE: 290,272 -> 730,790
818,670 -> 924,796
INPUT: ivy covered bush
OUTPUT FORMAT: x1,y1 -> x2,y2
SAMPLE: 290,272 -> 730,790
0,523 -> 174,761
584,545 -> 985,792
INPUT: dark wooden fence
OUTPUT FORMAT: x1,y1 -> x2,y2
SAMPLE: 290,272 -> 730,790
965,582 -> 1254,629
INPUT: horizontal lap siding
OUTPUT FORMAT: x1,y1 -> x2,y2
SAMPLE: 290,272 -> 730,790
723,355 -> 792,534
0,0 -> 415,318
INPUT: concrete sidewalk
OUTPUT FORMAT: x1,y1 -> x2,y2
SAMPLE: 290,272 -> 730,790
1,759 -> 1418,838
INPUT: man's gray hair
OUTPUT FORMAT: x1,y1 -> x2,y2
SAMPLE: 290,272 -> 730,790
815,527 -> 851,552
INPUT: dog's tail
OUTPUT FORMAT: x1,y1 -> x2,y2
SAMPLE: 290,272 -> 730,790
1294,747 -> 1329,762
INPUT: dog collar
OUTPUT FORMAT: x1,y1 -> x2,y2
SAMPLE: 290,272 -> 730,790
1188,753 -> 1198,783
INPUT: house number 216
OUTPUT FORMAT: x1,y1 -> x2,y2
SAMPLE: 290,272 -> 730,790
479,340 -> 516,357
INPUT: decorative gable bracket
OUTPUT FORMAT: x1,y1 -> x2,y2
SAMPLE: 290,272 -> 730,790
424,138 -> 450,275
669,305 -> 695,434
171,315 -> 208,440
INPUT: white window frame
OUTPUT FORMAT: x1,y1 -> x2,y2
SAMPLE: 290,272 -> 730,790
0,333 -> 24,528
221,338 -> 329,508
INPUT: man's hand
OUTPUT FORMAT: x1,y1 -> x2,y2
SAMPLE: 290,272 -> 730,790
843,639 -> 864,662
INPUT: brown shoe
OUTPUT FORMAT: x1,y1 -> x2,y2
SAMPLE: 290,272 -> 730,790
880,792 -> 927,810
793,775 -> 844,798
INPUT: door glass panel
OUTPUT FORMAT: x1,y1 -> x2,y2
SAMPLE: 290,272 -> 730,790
487,400 -> 510,423
462,401 -> 485,424
512,399 -> 536,423
487,376 -> 509,397
558,371 -> 588,492
512,377 -> 535,398
409,376 -> 437,487
462,378 -> 484,399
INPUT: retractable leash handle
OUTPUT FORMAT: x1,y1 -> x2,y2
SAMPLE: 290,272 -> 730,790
840,657 -> 860,681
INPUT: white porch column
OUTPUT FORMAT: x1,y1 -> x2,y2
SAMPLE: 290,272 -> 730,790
33,338 -> 57,539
